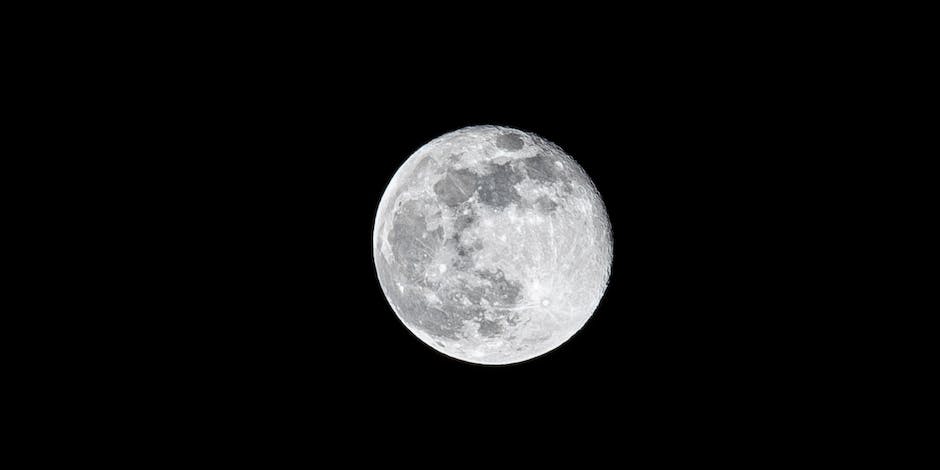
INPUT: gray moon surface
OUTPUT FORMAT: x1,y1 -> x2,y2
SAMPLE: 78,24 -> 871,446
373,126 -> 612,365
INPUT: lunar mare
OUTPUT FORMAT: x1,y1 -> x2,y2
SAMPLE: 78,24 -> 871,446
373,125 -> 612,365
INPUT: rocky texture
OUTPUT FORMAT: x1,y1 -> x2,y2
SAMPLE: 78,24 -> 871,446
373,126 -> 612,364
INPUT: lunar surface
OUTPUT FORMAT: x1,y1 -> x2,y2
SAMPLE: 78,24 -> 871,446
373,126 -> 612,365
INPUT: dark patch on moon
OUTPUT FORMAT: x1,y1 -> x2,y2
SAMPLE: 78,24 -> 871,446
390,285 -> 463,340
445,235 -> 480,271
452,247 -> 475,271
475,269 -> 523,306
495,133 -> 524,151
413,305 -> 464,339
389,200 -> 443,282
456,283 -> 484,305
409,152 -> 439,180
477,318 -> 503,337
434,168 -> 478,207
522,154 -> 568,184
478,162 -> 523,208
534,195 -> 559,213
440,285 -> 487,326
453,210 -> 477,234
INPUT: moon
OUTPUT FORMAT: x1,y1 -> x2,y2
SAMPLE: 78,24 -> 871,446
373,125 -> 612,365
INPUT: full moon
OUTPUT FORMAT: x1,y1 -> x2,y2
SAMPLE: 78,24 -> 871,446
373,126 -> 612,365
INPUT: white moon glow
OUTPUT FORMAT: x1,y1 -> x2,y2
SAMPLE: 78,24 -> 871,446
373,126 -> 612,365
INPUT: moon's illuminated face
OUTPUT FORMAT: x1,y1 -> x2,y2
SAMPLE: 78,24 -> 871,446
373,126 -> 612,364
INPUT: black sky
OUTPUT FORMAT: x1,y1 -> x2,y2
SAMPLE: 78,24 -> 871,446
130,27 -> 835,439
